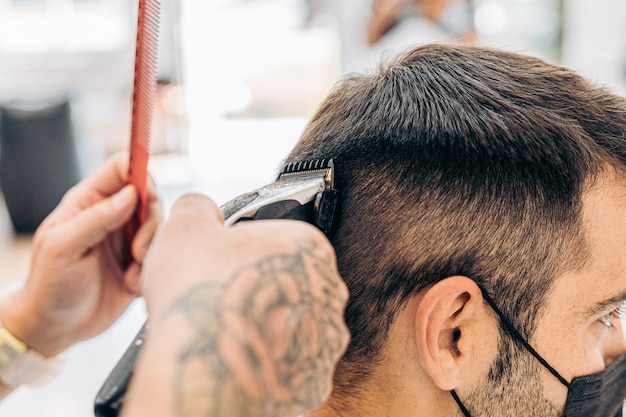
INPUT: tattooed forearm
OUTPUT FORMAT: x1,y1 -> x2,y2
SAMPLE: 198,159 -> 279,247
163,239 -> 347,417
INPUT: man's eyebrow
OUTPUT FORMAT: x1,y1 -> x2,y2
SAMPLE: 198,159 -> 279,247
583,289 -> 626,319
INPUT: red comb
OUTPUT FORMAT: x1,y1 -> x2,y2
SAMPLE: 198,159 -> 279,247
125,0 -> 160,264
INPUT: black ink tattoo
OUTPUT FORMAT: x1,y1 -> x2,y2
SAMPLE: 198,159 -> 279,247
165,240 -> 347,417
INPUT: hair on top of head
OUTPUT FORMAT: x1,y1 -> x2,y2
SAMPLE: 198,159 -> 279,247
285,43 -> 626,392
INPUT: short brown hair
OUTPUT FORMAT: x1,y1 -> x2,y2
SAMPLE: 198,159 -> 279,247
286,43 -> 626,391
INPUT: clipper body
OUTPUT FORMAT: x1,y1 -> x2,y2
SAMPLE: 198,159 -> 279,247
94,159 -> 338,417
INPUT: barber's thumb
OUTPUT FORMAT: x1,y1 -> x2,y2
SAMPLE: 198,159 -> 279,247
62,185 -> 137,251
168,193 -> 225,227
112,184 -> 137,210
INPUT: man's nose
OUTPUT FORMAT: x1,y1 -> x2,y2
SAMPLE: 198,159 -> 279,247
603,318 -> 626,367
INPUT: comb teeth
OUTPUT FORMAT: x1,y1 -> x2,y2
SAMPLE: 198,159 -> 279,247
281,159 -> 333,175
131,0 -> 160,151
126,0 -> 160,260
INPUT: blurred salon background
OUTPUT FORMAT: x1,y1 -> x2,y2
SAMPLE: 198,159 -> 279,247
0,0 -> 625,416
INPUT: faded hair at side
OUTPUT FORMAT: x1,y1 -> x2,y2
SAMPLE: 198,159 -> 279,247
285,44 -> 626,393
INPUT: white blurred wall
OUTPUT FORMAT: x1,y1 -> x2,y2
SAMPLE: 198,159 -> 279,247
562,0 -> 626,96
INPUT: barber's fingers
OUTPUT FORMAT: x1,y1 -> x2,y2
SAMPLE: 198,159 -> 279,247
38,185 -> 137,260
125,190 -> 163,294
74,152 -> 129,200
131,189 -> 163,263
124,261 -> 143,295
43,152 -> 130,225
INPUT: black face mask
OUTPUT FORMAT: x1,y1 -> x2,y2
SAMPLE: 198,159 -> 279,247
451,288 -> 626,417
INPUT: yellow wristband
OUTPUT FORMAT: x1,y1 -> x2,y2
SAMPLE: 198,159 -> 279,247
0,325 -> 62,387
0,328 -> 26,355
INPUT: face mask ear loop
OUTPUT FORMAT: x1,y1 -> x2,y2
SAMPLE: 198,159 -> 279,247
478,286 -> 571,388
450,390 -> 472,417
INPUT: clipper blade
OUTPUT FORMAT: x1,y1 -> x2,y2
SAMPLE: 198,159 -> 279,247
279,158 -> 334,187
222,158 -> 337,234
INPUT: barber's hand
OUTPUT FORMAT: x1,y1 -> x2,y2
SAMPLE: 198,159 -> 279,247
0,152 -> 162,358
123,193 -> 350,417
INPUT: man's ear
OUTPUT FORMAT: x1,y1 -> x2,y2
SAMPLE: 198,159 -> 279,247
414,276 -> 485,391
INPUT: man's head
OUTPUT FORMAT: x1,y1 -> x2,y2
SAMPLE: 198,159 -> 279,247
285,44 -> 626,416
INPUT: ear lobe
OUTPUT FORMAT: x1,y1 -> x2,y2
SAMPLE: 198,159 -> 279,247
415,276 -> 483,391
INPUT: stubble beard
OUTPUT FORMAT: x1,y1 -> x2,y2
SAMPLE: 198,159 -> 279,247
462,334 -> 563,417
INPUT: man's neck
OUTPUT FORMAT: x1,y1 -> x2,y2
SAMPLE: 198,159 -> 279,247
313,305 -> 465,417
306,386 -> 418,417
307,391 -> 460,417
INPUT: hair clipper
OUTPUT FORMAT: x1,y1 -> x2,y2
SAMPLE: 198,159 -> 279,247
94,159 -> 338,417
